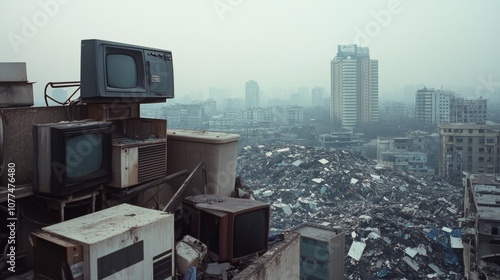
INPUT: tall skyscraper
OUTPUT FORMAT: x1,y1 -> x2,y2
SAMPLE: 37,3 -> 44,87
245,80 -> 260,109
330,45 -> 378,129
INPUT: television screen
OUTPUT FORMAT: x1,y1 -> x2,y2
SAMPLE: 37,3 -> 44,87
80,39 -> 173,104
106,54 -> 138,88
65,133 -> 103,179
233,209 -> 268,258
33,120 -> 112,196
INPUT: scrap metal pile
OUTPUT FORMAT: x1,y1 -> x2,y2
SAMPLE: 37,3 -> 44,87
236,144 -> 464,279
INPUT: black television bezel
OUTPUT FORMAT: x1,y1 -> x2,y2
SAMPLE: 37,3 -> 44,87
80,39 -> 174,104
182,195 -> 270,263
33,122 -> 112,197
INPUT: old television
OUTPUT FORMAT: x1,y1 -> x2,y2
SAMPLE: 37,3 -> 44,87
80,39 -> 174,104
33,120 -> 112,197
182,195 -> 270,263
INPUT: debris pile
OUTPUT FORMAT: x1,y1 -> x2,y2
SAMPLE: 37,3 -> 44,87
236,144 -> 464,279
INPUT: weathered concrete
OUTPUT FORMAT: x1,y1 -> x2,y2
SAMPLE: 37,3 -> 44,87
233,231 -> 300,280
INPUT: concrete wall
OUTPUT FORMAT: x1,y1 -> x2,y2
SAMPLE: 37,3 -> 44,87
233,232 -> 300,280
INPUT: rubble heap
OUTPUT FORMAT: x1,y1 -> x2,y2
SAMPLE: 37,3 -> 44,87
236,144 -> 464,279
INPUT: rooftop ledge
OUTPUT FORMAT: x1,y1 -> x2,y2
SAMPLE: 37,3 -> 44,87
233,231 -> 300,280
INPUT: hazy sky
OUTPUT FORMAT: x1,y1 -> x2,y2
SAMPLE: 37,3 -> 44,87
1,0 -> 500,103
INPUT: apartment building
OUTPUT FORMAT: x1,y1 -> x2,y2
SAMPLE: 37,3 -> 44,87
415,88 -> 487,126
330,44 -> 378,129
415,87 -> 453,125
317,129 -> 364,149
439,122 -> 500,179
462,173 -> 500,279
377,132 -> 438,174
449,97 -> 487,123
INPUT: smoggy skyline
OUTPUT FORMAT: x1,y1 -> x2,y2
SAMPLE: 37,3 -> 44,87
1,0 -> 500,103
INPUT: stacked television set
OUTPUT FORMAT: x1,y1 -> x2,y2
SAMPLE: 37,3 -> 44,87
32,120 -> 113,197
80,39 -> 174,104
182,194 -> 270,263
32,39 -> 174,196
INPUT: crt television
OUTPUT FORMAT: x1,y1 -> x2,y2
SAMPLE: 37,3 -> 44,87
182,195 -> 270,263
33,120 -> 112,197
80,39 -> 174,104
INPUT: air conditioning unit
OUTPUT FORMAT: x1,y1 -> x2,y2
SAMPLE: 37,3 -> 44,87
108,138 -> 167,188
32,203 -> 175,280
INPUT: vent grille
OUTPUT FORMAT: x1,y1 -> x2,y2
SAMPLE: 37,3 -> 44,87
138,142 -> 166,183
153,251 -> 172,280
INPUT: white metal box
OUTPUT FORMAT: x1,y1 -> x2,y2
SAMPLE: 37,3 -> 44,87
0,62 -> 28,82
108,138 -> 167,188
167,129 -> 240,197
33,203 -> 175,280
0,62 -> 34,107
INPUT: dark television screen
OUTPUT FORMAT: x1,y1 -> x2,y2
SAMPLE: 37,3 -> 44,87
233,209 -> 267,258
106,54 -> 137,88
66,133 -> 103,179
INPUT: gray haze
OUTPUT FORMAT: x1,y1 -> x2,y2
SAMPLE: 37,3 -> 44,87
1,0 -> 500,103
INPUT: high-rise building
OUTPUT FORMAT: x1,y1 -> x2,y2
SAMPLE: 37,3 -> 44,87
415,87 -> 453,125
330,44 -> 378,129
415,88 -> 487,125
245,80 -> 260,109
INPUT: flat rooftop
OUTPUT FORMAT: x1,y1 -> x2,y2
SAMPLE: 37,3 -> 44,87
473,184 -> 500,221
294,224 -> 342,241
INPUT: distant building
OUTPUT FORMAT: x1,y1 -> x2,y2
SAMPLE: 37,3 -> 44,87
209,115 -> 236,130
162,103 -> 206,130
377,131 -> 438,175
330,44 -> 378,129
208,87 -> 229,111
214,105 -> 303,130
415,88 -> 487,125
202,99 -> 217,117
318,129 -> 364,149
245,80 -> 260,109
223,98 -> 245,110
449,96 -> 487,123
415,87 -> 453,125
439,122 -> 500,180
379,101 -> 412,122
311,87 -> 325,107
50,88 -> 69,104
293,223 -> 345,280
284,105 -> 304,125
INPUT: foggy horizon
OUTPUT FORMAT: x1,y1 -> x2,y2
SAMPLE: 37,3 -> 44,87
1,0 -> 500,104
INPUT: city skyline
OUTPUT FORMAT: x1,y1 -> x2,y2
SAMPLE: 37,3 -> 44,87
1,1 -> 500,105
